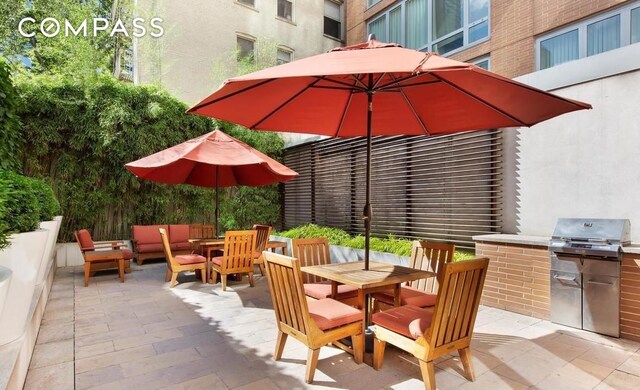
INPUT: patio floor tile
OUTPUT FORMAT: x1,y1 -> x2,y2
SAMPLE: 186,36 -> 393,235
22,262 -> 640,389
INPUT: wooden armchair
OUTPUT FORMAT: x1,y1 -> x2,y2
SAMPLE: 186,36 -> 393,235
372,241 -> 454,311
292,237 -> 359,305
371,257 -> 490,390
210,230 -> 257,291
74,229 -> 133,287
252,224 -> 272,276
189,224 -> 216,239
159,228 -> 207,288
263,251 -> 364,384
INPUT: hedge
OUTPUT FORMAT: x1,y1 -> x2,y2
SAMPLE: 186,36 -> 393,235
0,58 -> 22,171
277,224 -> 475,261
14,73 -> 283,241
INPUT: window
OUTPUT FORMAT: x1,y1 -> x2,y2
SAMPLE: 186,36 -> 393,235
367,0 -> 381,8
472,55 -> 490,70
237,0 -> 255,7
324,0 -> 342,40
540,30 -> 579,69
630,7 -> 639,43
278,0 -> 293,21
237,36 -> 255,62
277,48 -> 292,64
367,0 -> 489,54
537,1 -> 640,70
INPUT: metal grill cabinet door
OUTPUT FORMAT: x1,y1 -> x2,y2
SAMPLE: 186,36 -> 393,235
582,259 -> 620,337
550,255 -> 583,330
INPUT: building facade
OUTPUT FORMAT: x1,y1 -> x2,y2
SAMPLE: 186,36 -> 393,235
134,0 -> 345,104
325,0 -> 640,241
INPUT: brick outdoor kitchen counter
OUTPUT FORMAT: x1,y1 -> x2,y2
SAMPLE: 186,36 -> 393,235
473,234 -> 640,342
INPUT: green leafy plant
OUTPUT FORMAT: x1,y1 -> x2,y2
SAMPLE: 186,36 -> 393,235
277,224 -> 476,261
0,170 -> 41,236
13,73 -> 284,241
27,176 -> 61,221
0,58 -> 23,171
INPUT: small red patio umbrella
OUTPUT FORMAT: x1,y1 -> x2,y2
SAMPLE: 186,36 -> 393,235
188,38 -> 591,269
125,130 -> 298,235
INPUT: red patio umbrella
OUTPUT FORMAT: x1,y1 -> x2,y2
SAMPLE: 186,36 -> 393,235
125,130 -> 298,235
187,38 -> 591,269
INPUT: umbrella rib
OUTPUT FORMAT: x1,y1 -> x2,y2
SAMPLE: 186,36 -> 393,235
188,79 -> 275,112
351,74 -> 368,90
315,75 -> 367,92
250,79 -> 321,129
391,74 -> 431,136
430,72 -> 530,127
310,85 -> 362,92
376,73 -> 424,91
334,89 -> 355,137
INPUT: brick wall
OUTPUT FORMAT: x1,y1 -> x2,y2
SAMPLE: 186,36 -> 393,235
621,253 -> 640,342
476,242 -> 550,319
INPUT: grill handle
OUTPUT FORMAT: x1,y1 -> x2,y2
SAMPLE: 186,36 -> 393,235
554,275 -> 577,282
586,280 -> 613,286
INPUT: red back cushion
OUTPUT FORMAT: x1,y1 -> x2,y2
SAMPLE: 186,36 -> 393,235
132,225 -> 168,245
76,229 -> 94,250
169,224 -> 189,244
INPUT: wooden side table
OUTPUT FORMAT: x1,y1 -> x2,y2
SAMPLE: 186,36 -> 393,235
83,250 -> 125,287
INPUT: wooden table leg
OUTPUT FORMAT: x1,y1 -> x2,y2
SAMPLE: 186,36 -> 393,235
118,258 -> 125,283
393,283 -> 401,306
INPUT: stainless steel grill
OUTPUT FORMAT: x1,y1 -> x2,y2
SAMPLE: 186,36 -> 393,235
549,218 -> 630,337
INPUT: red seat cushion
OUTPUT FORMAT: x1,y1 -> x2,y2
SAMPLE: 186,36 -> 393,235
121,249 -> 133,260
372,286 -> 437,308
76,229 -> 95,251
372,305 -> 433,339
175,254 -> 206,265
136,243 -> 165,253
304,281 -> 358,301
169,224 -> 190,244
170,242 -> 192,251
211,256 -> 223,266
132,225 -> 168,245
307,298 -> 362,331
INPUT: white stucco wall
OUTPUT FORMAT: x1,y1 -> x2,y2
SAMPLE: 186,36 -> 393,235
135,0 -> 342,105
504,44 -> 640,240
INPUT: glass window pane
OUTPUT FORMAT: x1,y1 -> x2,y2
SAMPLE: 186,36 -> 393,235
237,37 -> 254,61
406,0 -> 428,49
324,0 -> 340,20
368,0 -> 381,8
469,0 -> 489,23
587,15 -> 620,56
368,15 -> 386,42
238,0 -> 254,7
433,0 -> 462,40
277,50 -> 291,65
433,31 -> 463,54
469,20 -> 488,43
389,7 -> 402,44
278,0 -> 293,21
540,29 -> 578,69
631,7 -> 640,44
475,59 -> 489,70
324,17 -> 341,39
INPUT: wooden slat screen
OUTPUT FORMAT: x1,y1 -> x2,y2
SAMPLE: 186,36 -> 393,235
282,130 -> 502,249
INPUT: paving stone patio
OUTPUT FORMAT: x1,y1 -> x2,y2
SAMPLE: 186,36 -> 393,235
24,262 -> 640,389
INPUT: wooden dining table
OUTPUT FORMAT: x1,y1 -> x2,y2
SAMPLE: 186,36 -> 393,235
301,260 -> 434,321
188,238 -> 288,283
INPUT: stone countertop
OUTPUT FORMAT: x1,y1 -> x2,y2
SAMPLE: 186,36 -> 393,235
472,234 -> 550,247
473,234 -> 640,254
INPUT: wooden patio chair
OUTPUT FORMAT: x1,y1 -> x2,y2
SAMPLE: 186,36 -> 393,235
263,251 -> 364,383
371,257 -> 490,390
74,229 -> 134,287
159,228 -> 207,288
372,240 -> 455,311
189,224 -> 216,239
252,224 -> 272,276
210,230 -> 257,291
292,237 -> 359,306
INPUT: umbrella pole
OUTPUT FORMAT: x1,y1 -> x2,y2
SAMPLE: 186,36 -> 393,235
364,89 -> 373,271
215,166 -> 219,237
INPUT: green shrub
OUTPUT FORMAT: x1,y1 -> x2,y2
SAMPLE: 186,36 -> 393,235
0,58 -> 23,171
27,177 -> 61,221
0,170 -> 41,235
0,176 -> 9,249
277,224 -> 476,260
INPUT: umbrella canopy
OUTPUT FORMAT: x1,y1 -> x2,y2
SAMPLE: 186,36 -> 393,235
188,38 -> 591,267
125,129 -> 298,234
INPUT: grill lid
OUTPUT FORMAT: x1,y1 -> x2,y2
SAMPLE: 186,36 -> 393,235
549,218 -> 630,258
